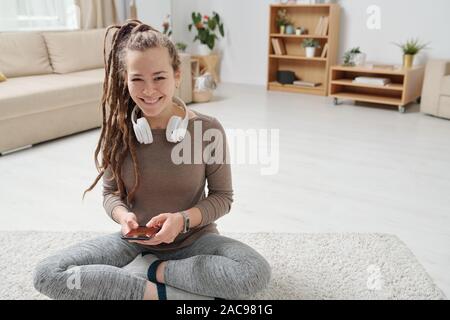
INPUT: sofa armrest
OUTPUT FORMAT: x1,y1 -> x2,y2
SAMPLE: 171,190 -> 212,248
421,60 -> 450,114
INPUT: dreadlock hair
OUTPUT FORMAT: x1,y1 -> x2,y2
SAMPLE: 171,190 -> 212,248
82,19 -> 181,209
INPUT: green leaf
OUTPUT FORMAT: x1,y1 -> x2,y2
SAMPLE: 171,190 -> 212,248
219,24 -> 224,37
208,19 -> 216,30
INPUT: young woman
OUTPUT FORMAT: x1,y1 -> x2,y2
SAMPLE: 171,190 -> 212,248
33,20 -> 271,300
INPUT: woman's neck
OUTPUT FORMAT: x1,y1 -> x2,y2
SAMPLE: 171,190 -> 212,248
144,100 -> 183,129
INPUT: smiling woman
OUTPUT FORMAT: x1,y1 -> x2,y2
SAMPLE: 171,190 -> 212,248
32,20 -> 271,301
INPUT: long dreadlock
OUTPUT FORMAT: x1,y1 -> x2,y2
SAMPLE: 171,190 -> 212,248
82,19 -> 181,209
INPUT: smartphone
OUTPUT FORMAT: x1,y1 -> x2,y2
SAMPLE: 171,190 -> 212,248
121,226 -> 160,241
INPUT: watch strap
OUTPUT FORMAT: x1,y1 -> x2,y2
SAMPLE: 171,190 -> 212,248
180,211 -> 190,233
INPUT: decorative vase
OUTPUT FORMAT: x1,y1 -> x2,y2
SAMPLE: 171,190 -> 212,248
403,54 -> 414,68
285,25 -> 295,35
198,44 -> 212,56
353,53 -> 367,66
280,25 -> 286,34
305,47 -> 316,58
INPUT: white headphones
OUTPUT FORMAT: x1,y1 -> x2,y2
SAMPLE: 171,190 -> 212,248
131,96 -> 190,144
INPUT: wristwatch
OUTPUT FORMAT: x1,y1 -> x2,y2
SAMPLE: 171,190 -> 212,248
179,211 -> 190,234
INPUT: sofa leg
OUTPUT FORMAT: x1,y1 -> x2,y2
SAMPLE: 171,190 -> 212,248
0,144 -> 33,156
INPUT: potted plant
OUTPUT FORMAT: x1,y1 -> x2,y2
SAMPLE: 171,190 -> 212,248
302,38 -> 320,58
189,11 -> 225,55
394,38 -> 429,68
162,14 -> 172,37
176,42 -> 188,53
343,47 -> 366,66
276,9 -> 292,34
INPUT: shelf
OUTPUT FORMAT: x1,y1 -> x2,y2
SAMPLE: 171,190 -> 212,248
270,33 -> 328,39
269,81 -> 326,96
269,54 -> 327,62
331,79 -> 404,91
271,4 -> 335,8
267,4 -> 340,96
330,92 -> 402,106
331,65 -> 412,76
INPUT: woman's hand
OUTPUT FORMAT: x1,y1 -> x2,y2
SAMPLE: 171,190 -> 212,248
129,212 -> 184,246
120,212 -> 139,236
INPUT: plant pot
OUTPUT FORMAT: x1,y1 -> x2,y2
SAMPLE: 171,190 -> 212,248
285,25 -> 295,35
353,53 -> 367,66
279,25 -> 286,34
198,44 -> 212,56
403,54 -> 414,68
305,47 -> 316,58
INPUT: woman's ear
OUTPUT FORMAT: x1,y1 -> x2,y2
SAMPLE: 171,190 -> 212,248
174,69 -> 181,88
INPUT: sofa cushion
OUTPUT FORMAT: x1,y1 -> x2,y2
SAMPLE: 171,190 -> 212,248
0,69 -> 104,120
0,32 -> 53,78
438,95 -> 450,119
440,75 -> 450,96
43,29 -> 106,74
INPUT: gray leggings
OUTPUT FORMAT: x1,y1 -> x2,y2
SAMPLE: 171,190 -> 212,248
33,232 -> 271,300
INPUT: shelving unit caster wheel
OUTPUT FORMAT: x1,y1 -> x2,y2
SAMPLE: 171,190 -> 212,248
398,105 -> 405,113
333,98 -> 339,106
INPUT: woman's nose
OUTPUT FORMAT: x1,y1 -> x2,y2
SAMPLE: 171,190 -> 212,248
142,87 -> 155,96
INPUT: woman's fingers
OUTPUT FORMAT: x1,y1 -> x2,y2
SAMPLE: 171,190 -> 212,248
146,214 -> 165,228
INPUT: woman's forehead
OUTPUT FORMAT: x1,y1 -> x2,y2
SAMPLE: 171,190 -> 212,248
126,47 -> 171,72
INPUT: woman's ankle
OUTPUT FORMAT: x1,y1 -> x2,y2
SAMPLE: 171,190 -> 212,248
156,261 -> 167,283
143,281 -> 158,300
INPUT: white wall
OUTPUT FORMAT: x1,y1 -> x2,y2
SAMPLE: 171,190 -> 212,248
136,0 -> 171,31
171,0 -> 450,86
339,0 -> 450,66
172,0 -> 275,85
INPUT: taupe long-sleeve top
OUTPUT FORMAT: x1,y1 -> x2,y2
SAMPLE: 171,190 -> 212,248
102,110 -> 233,252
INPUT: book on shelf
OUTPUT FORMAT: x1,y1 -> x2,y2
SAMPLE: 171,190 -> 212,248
321,43 -> 329,58
293,80 -> 321,88
352,76 -> 392,86
271,38 -> 280,55
321,16 -> 329,36
314,16 -> 329,36
314,16 -> 323,35
271,38 -> 286,55
372,64 -> 395,70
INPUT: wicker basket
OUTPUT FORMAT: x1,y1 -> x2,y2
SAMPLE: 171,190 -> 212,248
192,90 -> 213,103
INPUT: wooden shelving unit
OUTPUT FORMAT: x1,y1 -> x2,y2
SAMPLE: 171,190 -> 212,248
329,65 -> 425,113
267,3 -> 340,96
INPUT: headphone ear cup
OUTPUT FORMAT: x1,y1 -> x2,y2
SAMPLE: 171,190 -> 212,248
137,117 -> 153,144
133,121 -> 143,143
166,116 -> 182,142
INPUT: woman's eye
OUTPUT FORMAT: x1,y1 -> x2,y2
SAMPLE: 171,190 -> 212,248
155,77 -> 165,81
131,79 -> 142,82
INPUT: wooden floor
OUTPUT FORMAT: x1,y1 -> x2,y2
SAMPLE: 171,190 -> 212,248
1,82 -> 449,298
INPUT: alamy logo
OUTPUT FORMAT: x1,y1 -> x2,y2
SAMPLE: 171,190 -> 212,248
366,5 -> 381,30
170,121 -> 280,176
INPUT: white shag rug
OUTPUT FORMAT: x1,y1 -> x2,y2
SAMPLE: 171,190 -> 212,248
0,231 -> 445,300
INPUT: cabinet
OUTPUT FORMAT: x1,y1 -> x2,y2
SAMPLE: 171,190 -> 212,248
267,3 -> 340,96
329,65 -> 425,113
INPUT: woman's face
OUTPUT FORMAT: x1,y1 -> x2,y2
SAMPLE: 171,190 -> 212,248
125,46 -> 180,117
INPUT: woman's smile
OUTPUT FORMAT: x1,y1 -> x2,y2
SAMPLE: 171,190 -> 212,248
139,96 -> 163,106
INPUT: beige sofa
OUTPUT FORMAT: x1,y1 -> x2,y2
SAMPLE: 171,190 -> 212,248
0,29 -> 192,155
421,59 -> 450,120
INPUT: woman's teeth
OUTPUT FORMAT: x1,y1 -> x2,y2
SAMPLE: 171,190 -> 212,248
142,97 -> 162,104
